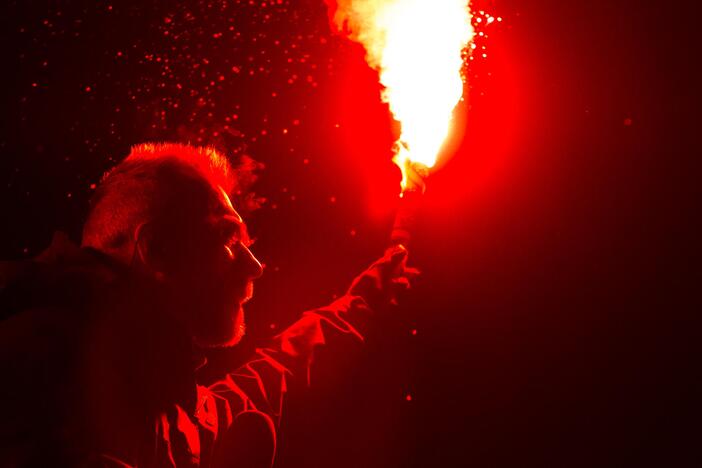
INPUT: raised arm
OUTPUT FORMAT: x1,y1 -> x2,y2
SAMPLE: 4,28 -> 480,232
204,246 -> 417,465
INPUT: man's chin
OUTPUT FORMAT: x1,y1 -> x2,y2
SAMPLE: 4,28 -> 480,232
194,308 -> 245,349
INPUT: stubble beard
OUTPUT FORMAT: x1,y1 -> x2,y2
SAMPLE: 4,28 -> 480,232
195,306 -> 246,349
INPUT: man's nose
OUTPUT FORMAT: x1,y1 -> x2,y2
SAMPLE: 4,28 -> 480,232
239,244 -> 263,279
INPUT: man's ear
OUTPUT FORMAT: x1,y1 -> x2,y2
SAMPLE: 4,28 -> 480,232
133,222 -> 166,280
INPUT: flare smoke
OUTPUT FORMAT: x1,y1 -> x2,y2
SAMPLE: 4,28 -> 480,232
325,0 -> 474,189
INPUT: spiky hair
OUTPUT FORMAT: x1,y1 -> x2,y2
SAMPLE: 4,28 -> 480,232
82,142 -> 236,253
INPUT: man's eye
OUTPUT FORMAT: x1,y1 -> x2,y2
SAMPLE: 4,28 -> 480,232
224,245 -> 234,259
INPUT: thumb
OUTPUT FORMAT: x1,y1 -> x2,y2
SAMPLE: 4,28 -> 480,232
386,245 -> 408,264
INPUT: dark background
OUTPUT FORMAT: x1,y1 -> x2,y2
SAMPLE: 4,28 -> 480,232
1,0 -> 698,467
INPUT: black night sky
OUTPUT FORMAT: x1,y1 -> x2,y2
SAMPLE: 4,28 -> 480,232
0,1 -> 698,467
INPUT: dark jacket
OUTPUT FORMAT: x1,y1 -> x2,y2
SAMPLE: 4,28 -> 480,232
0,234 -> 373,467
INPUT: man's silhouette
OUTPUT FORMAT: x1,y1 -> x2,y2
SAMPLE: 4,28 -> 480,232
0,143 -> 415,467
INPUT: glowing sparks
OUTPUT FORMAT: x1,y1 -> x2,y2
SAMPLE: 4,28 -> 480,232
326,0 -> 475,190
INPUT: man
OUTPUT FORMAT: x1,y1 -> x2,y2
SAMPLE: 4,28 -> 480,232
0,143 -> 416,467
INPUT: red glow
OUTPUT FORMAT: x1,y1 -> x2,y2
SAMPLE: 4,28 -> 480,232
327,2 -> 519,219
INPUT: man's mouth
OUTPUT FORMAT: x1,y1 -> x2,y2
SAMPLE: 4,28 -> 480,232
237,282 -> 254,305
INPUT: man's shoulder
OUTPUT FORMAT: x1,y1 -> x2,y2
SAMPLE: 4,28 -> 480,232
0,232 -> 116,398
0,232 -> 120,320
0,241 -> 109,464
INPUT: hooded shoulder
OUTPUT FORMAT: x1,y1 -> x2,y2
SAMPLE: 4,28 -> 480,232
0,232 -> 121,321
0,233 -> 127,464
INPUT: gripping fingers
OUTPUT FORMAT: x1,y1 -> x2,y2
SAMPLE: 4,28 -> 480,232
403,267 -> 421,279
392,277 -> 411,290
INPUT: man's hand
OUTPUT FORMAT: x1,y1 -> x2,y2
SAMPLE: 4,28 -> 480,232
347,245 -> 420,310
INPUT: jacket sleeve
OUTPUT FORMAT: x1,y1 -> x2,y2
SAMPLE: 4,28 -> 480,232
207,294 -> 373,427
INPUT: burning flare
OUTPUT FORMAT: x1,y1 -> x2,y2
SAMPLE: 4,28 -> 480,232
326,0 -> 474,190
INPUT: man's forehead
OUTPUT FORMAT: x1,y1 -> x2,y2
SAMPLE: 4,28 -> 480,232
207,186 -> 250,243
213,186 -> 242,221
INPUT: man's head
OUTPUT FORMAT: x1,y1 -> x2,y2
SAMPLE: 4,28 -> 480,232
82,143 -> 263,347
